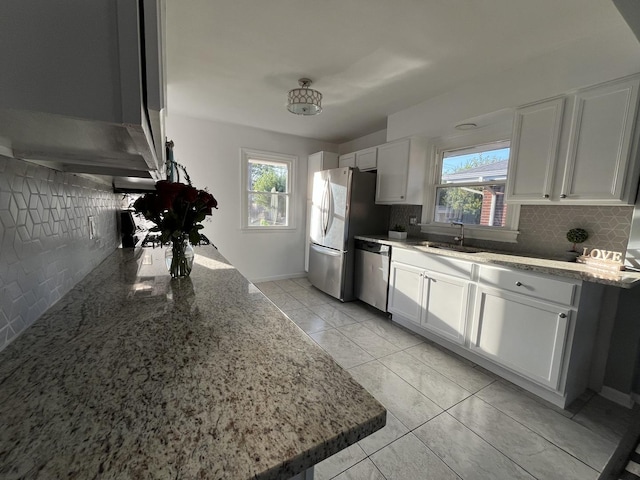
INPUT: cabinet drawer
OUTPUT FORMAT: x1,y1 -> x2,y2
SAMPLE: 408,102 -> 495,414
478,265 -> 576,305
392,248 -> 473,279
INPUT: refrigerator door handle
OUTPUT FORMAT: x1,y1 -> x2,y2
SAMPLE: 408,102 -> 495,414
322,178 -> 330,236
325,178 -> 331,235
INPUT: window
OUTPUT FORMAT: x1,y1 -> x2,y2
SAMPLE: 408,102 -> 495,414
241,148 -> 296,230
421,138 -> 520,243
435,141 -> 510,227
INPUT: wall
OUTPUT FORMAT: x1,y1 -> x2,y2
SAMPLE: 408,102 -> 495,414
165,114 -> 337,281
338,129 -> 387,155
0,157 -> 120,353
389,204 -> 633,259
387,30 -> 640,141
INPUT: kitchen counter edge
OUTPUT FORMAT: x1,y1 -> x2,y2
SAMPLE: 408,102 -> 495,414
356,235 -> 640,288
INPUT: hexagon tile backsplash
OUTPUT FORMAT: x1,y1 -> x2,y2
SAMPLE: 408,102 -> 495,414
388,204 -> 633,259
0,157 -> 120,353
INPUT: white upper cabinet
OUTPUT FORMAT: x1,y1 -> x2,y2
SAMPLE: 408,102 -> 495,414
355,147 -> 377,171
375,137 -> 428,205
561,77 -> 640,203
0,0 -> 166,178
338,152 -> 356,168
339,147 -> 377,170
506,97 -> 564,202
507,75 -> 640,205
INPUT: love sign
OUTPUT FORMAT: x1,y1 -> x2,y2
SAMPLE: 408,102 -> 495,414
581,247 -> 623,263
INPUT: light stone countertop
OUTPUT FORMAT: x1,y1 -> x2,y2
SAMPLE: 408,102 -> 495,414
356,235 -> 640,288
0,247 -> 385,479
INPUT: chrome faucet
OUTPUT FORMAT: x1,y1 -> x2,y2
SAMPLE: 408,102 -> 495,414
451,222 -> 464,246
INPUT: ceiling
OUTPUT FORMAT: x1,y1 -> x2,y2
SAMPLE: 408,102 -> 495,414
166,0 -> 636,144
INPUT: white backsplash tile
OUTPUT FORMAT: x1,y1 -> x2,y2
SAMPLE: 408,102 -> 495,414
0,157 -> 120,352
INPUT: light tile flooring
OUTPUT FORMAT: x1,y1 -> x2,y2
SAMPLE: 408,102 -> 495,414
255,278 -> 632,480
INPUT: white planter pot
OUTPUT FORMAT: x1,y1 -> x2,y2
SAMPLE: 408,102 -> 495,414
388,231 -> 407,240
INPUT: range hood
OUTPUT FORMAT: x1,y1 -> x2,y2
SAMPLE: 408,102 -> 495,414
0,0 -> 166,180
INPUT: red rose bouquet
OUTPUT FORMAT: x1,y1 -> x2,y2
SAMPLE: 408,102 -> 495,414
133,179 -> 218,277
133,180 -> 218,245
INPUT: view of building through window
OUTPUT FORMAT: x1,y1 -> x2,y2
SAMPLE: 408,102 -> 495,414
434,144 -> 510,226
247,158 -> 290,227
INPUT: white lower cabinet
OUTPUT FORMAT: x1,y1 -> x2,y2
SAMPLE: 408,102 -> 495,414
388,247 -> 603,408
389,252 -> 471,345
470,287 -> 570,389
423,272 -> 470,345
388,261 -> 424,325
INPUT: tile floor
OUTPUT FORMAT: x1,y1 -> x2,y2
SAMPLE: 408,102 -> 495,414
255,278 -> 632,480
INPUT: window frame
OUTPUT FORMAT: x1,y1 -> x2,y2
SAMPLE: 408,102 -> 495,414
421,139 -> 520,243
240,148 -> 297,231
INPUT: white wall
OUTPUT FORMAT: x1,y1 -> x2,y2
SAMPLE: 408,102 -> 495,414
338,129 -> 387,154
387,29 -> 640,141
166,115 -> 337,281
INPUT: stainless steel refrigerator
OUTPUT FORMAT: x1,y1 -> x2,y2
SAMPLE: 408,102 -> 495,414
308,167 -> 389,301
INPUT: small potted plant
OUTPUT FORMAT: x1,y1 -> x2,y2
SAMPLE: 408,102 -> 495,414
388,224 -> 407,240
565,228 -> 589,261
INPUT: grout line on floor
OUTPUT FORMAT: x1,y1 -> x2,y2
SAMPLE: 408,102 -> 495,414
468,393 -> 604,474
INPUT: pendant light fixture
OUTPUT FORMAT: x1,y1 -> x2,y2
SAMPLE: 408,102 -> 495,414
287,78 -> 322,115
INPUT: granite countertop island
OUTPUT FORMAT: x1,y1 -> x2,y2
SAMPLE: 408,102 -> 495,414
356,235 -> 640,288
0,247 -> 385,479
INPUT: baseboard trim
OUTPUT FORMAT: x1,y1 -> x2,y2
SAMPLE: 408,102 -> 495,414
250,272 -> 308,283
599,386 -> 635,408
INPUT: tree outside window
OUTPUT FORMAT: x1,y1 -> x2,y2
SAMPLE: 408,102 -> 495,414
434,145 -> 510,227
241,149 -> 296,230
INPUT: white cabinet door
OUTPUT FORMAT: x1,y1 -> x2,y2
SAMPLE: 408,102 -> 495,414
561,77 -> 640,203
376,139 -> 410,203
339,153 -> 356,168
422,272 -> 470,345
507,76 -> 640,205
506,97 -> 564,203
0,0 -> 165,175
470,287 -> 570,389
375,137 -> 428,205
388,261 -> 424,325
355,147 -> 377,171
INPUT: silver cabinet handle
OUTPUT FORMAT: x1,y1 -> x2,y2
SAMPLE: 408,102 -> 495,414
543,194 -> 550,199
515,281 -> 523,286
419,273 -> 424,277
560,193 -> 567,199
559,313 -> 567,318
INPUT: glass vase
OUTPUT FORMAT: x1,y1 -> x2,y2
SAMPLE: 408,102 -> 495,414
165,236 -> 194,278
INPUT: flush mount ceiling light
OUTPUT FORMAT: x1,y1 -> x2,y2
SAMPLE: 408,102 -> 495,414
455,123 -> 478,131
287,78 -> 322,116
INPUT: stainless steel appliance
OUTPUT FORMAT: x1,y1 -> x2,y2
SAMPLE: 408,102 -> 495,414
354,240 -> 390,312
308,167 -> 389,301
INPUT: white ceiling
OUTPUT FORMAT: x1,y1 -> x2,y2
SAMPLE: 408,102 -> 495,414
166,0 -> 636,144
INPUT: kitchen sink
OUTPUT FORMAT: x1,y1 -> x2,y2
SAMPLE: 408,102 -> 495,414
409,241 -> 486,254
428,244 -> 485,254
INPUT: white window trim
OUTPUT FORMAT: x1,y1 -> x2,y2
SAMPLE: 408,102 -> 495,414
240,148 -> 297,232
421,137 -> 520,243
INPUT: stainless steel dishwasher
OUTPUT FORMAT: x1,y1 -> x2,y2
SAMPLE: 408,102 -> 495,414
354,240 -> 390,312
